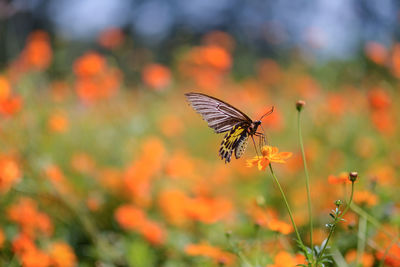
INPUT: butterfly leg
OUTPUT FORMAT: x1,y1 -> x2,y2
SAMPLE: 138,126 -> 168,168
253,132 -> 266,155
250,135 -> 260,157
255,132 -> 267,146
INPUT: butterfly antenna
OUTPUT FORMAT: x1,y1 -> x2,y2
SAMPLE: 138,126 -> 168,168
259,106 -> 274,121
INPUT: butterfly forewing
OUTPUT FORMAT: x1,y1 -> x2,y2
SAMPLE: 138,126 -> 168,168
185,92 -> 252,133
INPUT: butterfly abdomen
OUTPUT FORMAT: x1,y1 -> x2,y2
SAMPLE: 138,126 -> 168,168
235,134 -> 249,159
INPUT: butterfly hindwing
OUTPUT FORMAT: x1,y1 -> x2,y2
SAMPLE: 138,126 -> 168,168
219,123 -> 249,163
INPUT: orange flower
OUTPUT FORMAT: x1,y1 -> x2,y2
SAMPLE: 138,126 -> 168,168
370,165 -> 396,186
158,189 -> 189,226
139,220 -> 166,245
75,78 -> 98,103
266,251 -> 306,267
353,190 -> 378,207
185,243 -> 235,265
48,113 -> 69,133
177,44 -> 232,91
114,204 -> 166,245
391,43 -> 400,78
123,137 -> 165,206
98,27 -> 125,49
12,233 -> 51,267
249,206 -> 292,234
345,250 -> 374,267
267,218 -> 292,235
73,51 -> 105,77
202,31 -> 235,52
0,228 -> 5,248
368,88 -> 391,110
0,95 -> 22,116
371,110 -> 395,135
20,248 -> 51,267
86,195 -> 102,212
202,45 -> 232,70
44,165 -> 74,197
327,93 -> 346,116
7,198 -> 53,237
98,168 -> 123,193
48,242 -> 77,267
341,212 -> 357,228
246,146 -> 292,171
35,213 -> 54,236
70,152 -> 95,175
73,51 -> 121,103
365,42 -> 387,65
327,172 -> 351,185
12,234 -> 36,255
142,63 -> 171,90
114,205 -> 147,231
164,150 -> 195,179
185,196 -> 233,224
23,30 -> 52,70
0,156 -> 21,193
376,243 -> 400,267
0,75 -> 11,101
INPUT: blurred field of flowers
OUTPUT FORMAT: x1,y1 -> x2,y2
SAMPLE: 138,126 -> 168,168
0,24 -> 399,267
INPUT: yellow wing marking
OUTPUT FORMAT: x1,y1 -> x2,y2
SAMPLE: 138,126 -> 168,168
219,125 -> 245,163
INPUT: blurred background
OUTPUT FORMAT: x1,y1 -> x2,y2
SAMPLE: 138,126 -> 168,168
1,0 -> 400,62
0,0 -> 399,266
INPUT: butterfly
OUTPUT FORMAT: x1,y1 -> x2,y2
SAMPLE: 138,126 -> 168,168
185,92 -> 273,163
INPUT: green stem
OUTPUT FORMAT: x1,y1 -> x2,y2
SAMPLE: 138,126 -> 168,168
331,248 -> 349,267
268,164 -> 305,251
297,109 -> 313,250
356,215 -> 367,267
317,181 -> 355,263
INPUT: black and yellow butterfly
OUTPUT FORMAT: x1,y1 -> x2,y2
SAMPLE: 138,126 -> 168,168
185,92 -> 273,163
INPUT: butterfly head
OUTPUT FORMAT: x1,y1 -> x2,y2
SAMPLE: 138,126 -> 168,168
249,120 -> 261,134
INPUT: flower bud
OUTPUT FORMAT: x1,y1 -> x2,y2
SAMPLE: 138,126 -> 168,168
296,100 -> 306,111
335,199 -> 342,207
349,171 -> 358,182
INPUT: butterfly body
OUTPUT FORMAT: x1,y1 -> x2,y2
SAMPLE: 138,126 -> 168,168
235,133 -> 249,159
185,92 -> 269,163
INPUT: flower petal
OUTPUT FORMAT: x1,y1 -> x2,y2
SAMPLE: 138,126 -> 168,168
246,158 -> 260,168
278,152 -> 293,159
258,158 -> 269,171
